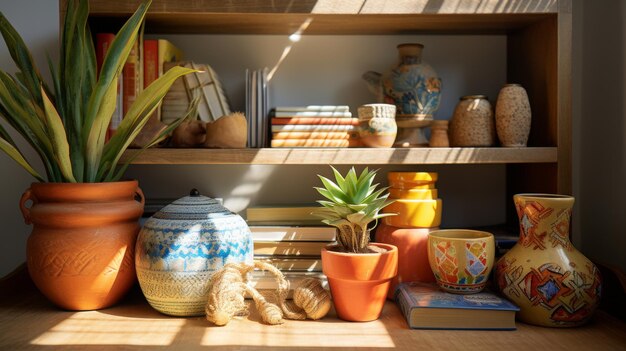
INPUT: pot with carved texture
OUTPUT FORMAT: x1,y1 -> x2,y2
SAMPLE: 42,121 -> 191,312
20,180 -> 144,310
494,194 -> 602,327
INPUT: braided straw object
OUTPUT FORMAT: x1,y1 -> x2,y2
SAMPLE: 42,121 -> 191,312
206,261 -> 331,325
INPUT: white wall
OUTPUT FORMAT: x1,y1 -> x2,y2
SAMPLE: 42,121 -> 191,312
1,0 -> 624,276
0,0 -> 58,277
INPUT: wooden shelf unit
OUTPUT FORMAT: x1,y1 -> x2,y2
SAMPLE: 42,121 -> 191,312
66,0 -> 573,223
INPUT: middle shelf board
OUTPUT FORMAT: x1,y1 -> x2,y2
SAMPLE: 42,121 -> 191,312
121,147 -> 557,165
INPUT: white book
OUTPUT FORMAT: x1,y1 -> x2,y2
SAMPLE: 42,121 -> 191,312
254,257 -> 323,272
247,271 -> 328,291
275,105 -> 350,112
271,124 -> 356,132
273,110 -> 352,118
250,226 -> 336,241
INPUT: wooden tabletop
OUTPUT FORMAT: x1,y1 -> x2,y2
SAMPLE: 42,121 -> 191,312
1,274 -> 626,351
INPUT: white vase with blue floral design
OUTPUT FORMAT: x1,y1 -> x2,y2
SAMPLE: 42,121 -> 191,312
363,43 -> 442,146
135,189 -> 253,316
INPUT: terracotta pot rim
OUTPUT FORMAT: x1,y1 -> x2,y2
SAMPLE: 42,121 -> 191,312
428,229 -> 493,241
514,193 -> 574,201
30,179 -> 138,187
322,242 -> 397,256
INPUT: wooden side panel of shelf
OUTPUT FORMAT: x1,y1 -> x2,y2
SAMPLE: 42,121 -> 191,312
505,1 -> 570,225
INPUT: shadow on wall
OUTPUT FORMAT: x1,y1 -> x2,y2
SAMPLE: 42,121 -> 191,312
580,0 -> 626,272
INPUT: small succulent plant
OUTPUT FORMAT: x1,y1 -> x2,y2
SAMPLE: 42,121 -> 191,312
313,166 -> 395,253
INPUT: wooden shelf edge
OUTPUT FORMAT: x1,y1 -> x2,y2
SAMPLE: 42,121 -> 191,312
120,147 -> 558,165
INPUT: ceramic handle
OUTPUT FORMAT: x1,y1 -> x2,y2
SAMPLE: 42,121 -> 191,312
135,187 -> 145,206
19,188 -> 34,225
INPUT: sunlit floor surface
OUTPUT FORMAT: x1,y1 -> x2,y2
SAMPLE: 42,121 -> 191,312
1,278 -> 626,350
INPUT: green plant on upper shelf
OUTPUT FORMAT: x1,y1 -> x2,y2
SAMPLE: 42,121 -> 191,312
0,0 -> 195,183
313,166 -> 395,253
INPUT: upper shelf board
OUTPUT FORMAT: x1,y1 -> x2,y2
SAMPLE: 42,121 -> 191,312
69,0 -> 565,34
120,147 -> 558,165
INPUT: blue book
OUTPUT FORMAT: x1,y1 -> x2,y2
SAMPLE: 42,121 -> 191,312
395,282 -> 519,330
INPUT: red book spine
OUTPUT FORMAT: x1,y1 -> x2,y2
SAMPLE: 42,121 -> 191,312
122,39 -> 140,116
143,39 -> 158,89
95,33 -> 122,139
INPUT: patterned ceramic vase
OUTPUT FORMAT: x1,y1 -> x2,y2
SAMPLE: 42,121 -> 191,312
494,194 -> 602,327
449,95 -> 495,147
136,189 -> 253,316
357,103 -> 397,147
495,84 -> 532,147
427,229 -> 495,294
363,43 -> 441,119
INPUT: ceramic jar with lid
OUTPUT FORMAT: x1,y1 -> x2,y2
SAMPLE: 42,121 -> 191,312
135,189 -> 253,316
449,95 -> 495,147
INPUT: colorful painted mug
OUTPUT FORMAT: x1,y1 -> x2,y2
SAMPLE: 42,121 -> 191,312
427,229 -> 495,294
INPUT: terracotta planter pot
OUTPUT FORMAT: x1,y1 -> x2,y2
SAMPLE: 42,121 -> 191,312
321,242 -> 398,322
375,223 -> 436,299
19,181 -> 144,310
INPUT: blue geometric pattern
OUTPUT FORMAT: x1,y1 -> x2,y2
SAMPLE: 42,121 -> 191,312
537,278 -> 560,301
466,250 -> 486,276
136,194 -> 253,273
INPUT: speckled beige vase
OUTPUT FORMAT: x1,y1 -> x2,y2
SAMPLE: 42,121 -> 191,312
449,95 -> 495,147
495,84 -> 531,147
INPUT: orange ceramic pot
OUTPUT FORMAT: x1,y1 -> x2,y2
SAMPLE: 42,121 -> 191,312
20,181 -> 144,310
321,242 -> 398,322
388,172 -> 438,189
375,223 -> 436,299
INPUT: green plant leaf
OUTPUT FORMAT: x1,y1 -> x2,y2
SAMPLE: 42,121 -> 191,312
41,87 -> 76,182
318,175 -> 349,203
100,65 -> 196,181
0,11 -> 50,105
0,71 -> 59,179
344,166 -> 359,197
330,166 -> 347,193
83,0 -> 151,181
0,137 -> 44,182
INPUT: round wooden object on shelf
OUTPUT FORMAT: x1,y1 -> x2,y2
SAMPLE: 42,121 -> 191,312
429,120 -> 450,147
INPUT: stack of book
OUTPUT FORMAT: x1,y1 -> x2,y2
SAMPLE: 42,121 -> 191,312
270,106 -> 359,148
245,205 -> 336,292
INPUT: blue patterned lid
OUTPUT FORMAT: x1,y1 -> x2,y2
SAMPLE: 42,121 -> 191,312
152,189 -> 234,220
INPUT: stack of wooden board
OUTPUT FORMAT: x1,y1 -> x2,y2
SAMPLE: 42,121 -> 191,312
270,106 -> 359,147
246,205 -> 335,291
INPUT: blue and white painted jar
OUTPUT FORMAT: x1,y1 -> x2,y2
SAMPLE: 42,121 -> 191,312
135,189 -> 253,316
363,43 -> 442,118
